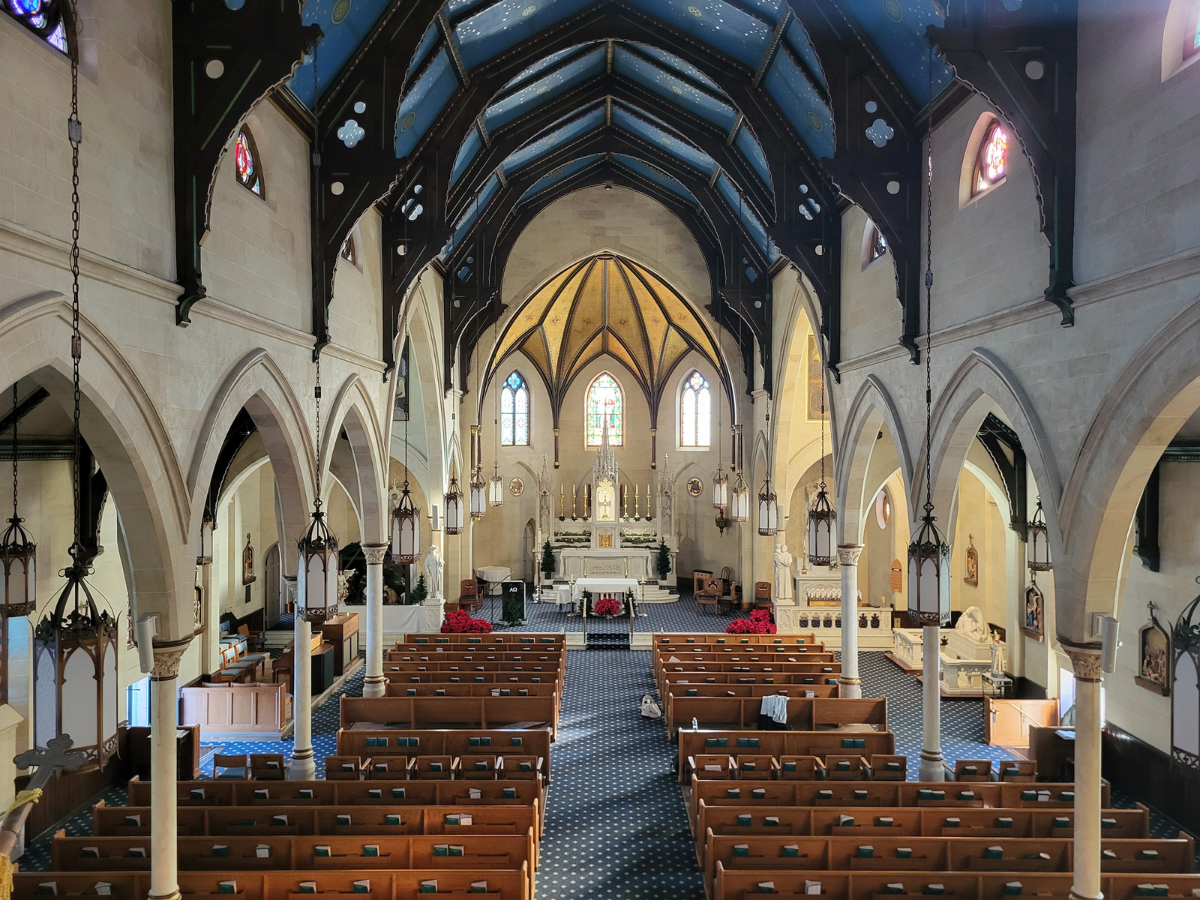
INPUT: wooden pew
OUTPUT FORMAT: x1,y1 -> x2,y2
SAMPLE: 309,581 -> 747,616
383,683 -> 557,699
702,833 -> 1196,897
385,671 -> 557,686
336,729 -> 551,780
666,696 -> 886,739
710,868 -> 1200,900
679,731 -> 896,782
51,832 -> 535,875
655,633 -> 820,647
15,867 -> 532,900
664,674 -> 845,687
402,633 -> 563,647
339,696 -> 558,739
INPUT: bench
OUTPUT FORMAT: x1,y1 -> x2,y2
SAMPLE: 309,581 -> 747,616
339,696 -> 558,740
679,731 -> 897,782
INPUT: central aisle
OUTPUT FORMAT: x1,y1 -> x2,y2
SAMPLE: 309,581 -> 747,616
535,649 -> 705,899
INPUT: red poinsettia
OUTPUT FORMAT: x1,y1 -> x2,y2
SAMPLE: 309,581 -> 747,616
441,609 -> 493,634
726,608 -> 777,635
593,597 -> 623,617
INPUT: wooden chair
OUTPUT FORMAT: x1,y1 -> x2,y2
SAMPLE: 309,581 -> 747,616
998,759 -> 1037,782
870,754 -> 908,780
213,753 -> 248,780
696,576 -> 721,615
249,753 -> 288,780
459,579 -> 484,613
237,623 -> 267,653
693,570 -> 714,595
271,649 -> 293,685
753,582 -> 772,610
324,756 -> 366,780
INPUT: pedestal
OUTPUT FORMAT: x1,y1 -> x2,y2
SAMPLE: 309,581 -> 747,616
423,597 -> 446,632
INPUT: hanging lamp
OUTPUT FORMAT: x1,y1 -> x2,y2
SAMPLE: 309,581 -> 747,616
391,389 -> 420,565
469,462 -> 487,520
1027,497 -> 1052,572
297,353 -> 339,624
445,461 -> 465,535
730,435 -> 750,525
0,385 -> 36,617
712,323 -> 728,519
33,69 -> 118,769
197,508 -> 214,566
907,93 -> 951,627
807,350 -> 835,566
758,412 -> 779,537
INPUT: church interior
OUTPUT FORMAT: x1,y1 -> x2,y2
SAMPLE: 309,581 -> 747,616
1,0 -> 1200,897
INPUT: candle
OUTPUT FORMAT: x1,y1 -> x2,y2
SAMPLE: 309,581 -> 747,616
621,484 -> 627,517
647,483 -> 653,518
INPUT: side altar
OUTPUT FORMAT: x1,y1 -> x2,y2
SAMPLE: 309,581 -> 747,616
772,560 -> 893,650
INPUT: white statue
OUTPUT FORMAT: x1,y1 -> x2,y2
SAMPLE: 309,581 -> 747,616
424,544 -> 444,601
955,605 -> 989,643
774,542 -> 794,604
990,632 -> 1005,677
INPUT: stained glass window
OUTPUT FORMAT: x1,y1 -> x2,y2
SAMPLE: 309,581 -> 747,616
1187,3 -> 1200,59
500,371 -> 529,446
585,373 -> 622,447
340,235 -> 358,267
867,225 -> 887,263
234,129 -> 265,197
973,121 -> 1008,195
679,370 -> 711,448
4,0 -> 70,54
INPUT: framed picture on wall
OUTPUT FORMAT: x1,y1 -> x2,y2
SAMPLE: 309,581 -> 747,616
1021,580 -> 1044,641
964,534 -> 979,586
242,533 -> 257,585
1135,604 -> 1171,696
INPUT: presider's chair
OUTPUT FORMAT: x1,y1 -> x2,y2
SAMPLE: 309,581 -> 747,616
696,576 -> 721,615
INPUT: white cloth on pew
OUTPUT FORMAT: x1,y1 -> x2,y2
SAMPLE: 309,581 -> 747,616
760,693 -> 788,724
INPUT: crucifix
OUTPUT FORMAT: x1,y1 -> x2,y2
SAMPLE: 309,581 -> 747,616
0,735 -> 87,858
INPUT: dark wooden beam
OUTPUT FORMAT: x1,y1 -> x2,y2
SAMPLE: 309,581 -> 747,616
0,387 -> 50,435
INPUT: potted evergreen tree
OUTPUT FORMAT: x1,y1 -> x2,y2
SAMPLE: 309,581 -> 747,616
540,540 -> 556,583
655,542 -> 671,582
410,574 -> 428,605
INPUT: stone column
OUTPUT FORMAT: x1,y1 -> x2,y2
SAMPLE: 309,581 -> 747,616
1065,643 -> 1105,900
149,637 -> 192,900
837,544 -> 864,699
362,543 -> 388,698
918,623 -> 945,781
197,556 -> 217,675
289,574 -> 316,780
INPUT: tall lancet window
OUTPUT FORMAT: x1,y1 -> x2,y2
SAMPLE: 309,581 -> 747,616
500,371 -> 530,446
234,129 -> 265,197
679,370 -> 711,448
585,373 -> 622,446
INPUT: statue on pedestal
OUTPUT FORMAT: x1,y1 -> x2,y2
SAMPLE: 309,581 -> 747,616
774,542 -> 794,604
424,544 -> 444,601
990,632 -> 1005,677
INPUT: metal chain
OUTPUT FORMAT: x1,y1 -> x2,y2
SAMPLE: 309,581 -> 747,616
923,47 -> 935,516
69,56 -> 83,560
12,383 -> 19,519
819,347 -> 826,491
314,352 -> 322,506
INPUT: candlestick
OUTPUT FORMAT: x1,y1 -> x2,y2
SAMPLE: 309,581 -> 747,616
559,486 -> 564,520
634,485 -> 640,519
621,484 -> 628,518
572,484 -> 577,519
647,483 -> 652,519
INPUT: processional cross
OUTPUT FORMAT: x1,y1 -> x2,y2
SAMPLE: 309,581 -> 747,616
0,735 -> 87,858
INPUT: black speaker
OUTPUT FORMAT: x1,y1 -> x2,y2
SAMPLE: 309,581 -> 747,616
500,581 -> 526,626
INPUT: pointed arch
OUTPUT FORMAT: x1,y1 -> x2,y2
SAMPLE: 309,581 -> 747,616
834,376 -> 915,545
323,373 -> 389,545
585,371 -> 624,447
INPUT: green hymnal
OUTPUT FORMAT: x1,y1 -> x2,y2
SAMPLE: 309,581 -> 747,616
996,817 -> 1014,829
737,738 -> 760,748
510,737 -> 523,746
392,788 -> 405,799
985,846 -> 1004,860
341,763 -> 356,772
212,844 -> 229,858
433,845 -> 449,857
362,845 -> 379,858
351,879 -> 369,894
943,817 -> 961,828
737,814 -> 752,826
1021,790 -> 1038,801
884,885 -> 906,895
726,789 -> 741,799
37,884 -> 57,896
518,761 -> 533,772
963,765 -> 977,775
373,763 -> 388,773
1102,850 -> 1118,861
218,882 -> 237,895
1060,791 -> 1075,802
1026,853 -> 1050,861
765,816 -> 780,827
502,788 -> 516,799
336,814 -> 352,826
856,846 -> 874,858
783,762 -> 797,772
895,848 -> 912,859
298,882 -> 317,894
190,788 -> 205,800
82,847 -> 99,858
918,790 -> 944,801
385,815 -> 402,826
752,788 -> 767,800
853,789 -> 868,800
886,761 -> 902,771
1053,817 -> 1071,829
475,761 -> 489,771
734,844 -> 750,857
1004,883 -> 1023,896
924,884 -> 945,895
368,789 -> 382,799
782,845 -> 799,858
958,791 -> 976,801
469,881 -> 488,893
836,761 -> 851,772
877,817 -> 894,827
406,688 -> 416,696
1134,886 -> 1169,897
1102,818 -> 1117,829
314,846 -> 331,857
1138,850 -> 1160,860
449,846 -> 464,857
756,882 -> 776,894
818,790 -> 833,800
128,848 -> 146,858
419,880 -> 437,893
742,761 -> 757,770
837,815 -> 855,827
1003,766 -> 1019,776
429,761 -> 443,771
254,789 -> 269,800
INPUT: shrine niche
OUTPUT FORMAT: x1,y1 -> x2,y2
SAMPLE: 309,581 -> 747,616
1022,579 -> 1045,641
1136,602 -> 1171,696
963,534 -> 979,586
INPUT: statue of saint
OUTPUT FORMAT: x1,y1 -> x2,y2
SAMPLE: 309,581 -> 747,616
424,544 -> 444,601
990,632 -> 1005,677
773,542 -> 794,604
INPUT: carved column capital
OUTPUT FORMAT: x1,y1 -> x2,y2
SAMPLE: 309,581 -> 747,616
837,544 -> 864,567
362,542 -> 389,566
151,636 -> 194,681
1062,641 -> 1103,683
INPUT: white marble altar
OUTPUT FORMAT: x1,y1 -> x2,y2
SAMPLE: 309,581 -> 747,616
559,548 -> 652,580
773,570 -> 892,649
890,607 -> 1005,695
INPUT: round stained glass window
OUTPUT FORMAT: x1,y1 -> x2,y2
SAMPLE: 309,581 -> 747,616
975,122 -> 1009,193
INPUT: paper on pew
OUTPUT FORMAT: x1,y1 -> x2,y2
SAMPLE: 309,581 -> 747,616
94,884 -> 112,896
804,880 -> 822,894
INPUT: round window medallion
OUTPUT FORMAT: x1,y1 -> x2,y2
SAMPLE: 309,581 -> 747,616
807,112 -> 823,132
509,477 -> 525,497
882,0 -> 903,23
331,0 -> 351,24
400,111 -> 416,132
687,478 -> 703,497
521,4 -> 537,17
688,5 -> 703,17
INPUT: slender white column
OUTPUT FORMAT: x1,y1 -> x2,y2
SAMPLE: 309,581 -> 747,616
918,623 -> 945,781
149,637 -> 192,900
197,558 -> 217,675
837,544 -> 864,699
362,543 -> 388,697
1066,644 -> 1104,900
290,573 -> 316,780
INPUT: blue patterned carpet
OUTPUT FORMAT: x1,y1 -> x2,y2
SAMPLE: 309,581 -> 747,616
18,599 -> 1197,885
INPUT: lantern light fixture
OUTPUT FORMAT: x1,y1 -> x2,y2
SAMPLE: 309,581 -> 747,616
807,350 -> 836,566
197,509 -> 213,566
758,414 -> 779,536
469,463 -> 487,519
712,461 -> 729,510
1,384 -> 36,617
297,354 -> 339,624
391,408 -> 420,565
906,92 -> 951,627
730,468 -> 749,523
444,464 -> 465,535
1027,497 -> 1052,572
